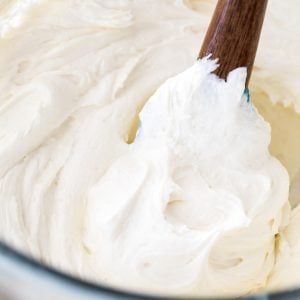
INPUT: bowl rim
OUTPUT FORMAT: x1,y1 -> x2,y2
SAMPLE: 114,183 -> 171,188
0,240 -> 299,300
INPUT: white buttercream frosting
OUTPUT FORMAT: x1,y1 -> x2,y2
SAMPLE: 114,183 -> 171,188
0,0 -> 300,297
83,59 -> 289,296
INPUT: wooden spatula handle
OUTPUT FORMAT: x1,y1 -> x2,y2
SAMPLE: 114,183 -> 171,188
198,0 -> 268,87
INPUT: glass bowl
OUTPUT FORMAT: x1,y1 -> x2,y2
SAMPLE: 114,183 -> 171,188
1,240 -> 300,300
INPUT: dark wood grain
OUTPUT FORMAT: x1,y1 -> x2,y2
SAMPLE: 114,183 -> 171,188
198,0 -> 268,87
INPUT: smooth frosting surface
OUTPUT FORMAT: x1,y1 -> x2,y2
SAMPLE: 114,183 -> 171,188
0,0 -> 300,297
